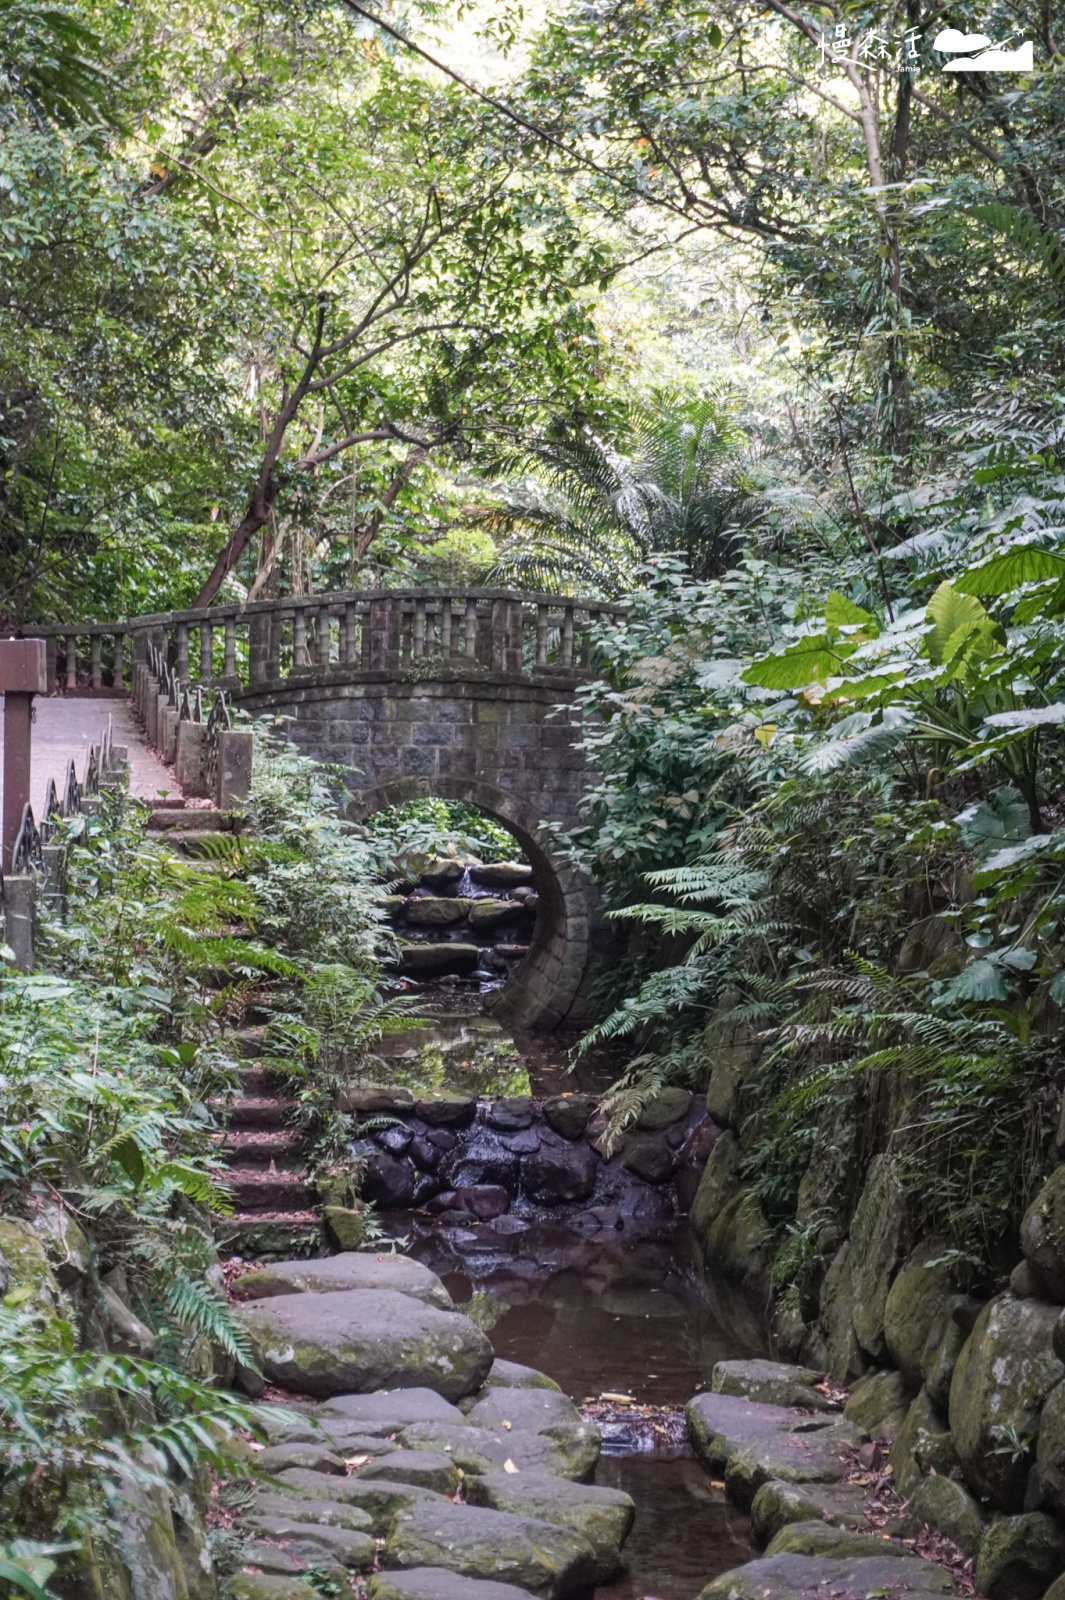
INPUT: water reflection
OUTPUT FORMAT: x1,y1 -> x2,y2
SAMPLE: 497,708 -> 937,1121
384,1214 -> 765,1598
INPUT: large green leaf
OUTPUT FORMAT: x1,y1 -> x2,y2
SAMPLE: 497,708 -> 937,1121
742,634 -> 844,689
825,592 -> 878,634
982,703 -> 1065,732
925,582 -> 987,665
955,548 -> 1065,596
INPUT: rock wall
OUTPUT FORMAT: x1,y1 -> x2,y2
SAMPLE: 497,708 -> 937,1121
688,1011 -> 1065,1599
339,1083 -> 715,1235
0,1201 -> 222,1600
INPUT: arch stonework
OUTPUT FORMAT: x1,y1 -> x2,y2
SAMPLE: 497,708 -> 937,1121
235,667 -> 598,1029
32,590 -> 620,1029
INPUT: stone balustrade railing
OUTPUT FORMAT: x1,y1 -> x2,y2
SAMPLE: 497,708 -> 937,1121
25,589 -> 626,694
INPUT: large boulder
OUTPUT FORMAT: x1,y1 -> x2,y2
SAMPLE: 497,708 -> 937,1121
949,1293 -> 1064,1507
814,1243 -> 868,1384
224,1579 -> 319,1600
276,1471 -> 448,1536
238,1289 -> 493,1401
889,1387 -> 956,1497
482,1359 -> 562,1394
695,1551 -> 955,1598
883,1240 -> 959,1391
464,1389 -> 599,1479
687,1392 -> 806,1469
846,1155 -> 906,1361
975,1511 -> 1065,1599
469,863 -> 534,889
229,1254 -> 453,1309
843,1369 -> 910,1438
0,1216 -> 59,1314
1034,1371 -> 1065,1512
1022,1167 -> 1065,1302
319,1389 -> 468,1432
521,1141 -> 598,1205
765,1524 -> 910,1561
465,1471 -> 634,1582
384,1500 -> 596,1598
542,1095 -> 596,1141
903,1474 -> 983,1559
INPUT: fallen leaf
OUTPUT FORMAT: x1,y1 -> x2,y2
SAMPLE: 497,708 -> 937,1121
600,1392 -> 634,1405
503,1459 -> 520,1474
502,1420 -> 512,1431
346,1455 -> 371,1469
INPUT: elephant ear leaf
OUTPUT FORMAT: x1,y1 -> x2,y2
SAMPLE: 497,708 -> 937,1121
0,1559 -> 57,1600
925,582 -> 987,664
825,592 -> 878,636
112,1135 -> 146,1187
955,546 -> 1065,595
742,634 -> 843,689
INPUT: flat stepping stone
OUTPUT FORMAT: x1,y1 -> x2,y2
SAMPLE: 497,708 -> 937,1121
255,1441 -> 348,1475
320,1388 -> 467,1432
249,1490 -> 373,1532
711,1359 -> 835,1411
239,1543 -> 349,1585
687,1391 -> 863,1510
465,1470 -> 634,1582
464,1388 -> 600,1479
385,1500 -> 596,1599
239,1515 -> 376,1570
370,1571 -> 538,1600
766,1521 -> 914,1560
397,1421 -> 577,1479
238,1288 -> 492,1401
695,1552 -> 956,1598
359,1450 -> 461,1496
276,1469 -> 447,1535
482,1359 -> 561,1394
750,1478 -> 871,1545
231,1253 -> 453,1310
223,1578 -> 318,1600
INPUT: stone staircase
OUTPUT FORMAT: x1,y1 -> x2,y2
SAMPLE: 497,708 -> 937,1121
211,1045 -> 323,1259
146,802 -> 323,1258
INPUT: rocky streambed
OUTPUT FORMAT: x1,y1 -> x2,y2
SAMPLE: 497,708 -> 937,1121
217,1243 -> 968,1600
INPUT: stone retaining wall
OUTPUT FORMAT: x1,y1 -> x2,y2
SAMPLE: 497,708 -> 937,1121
338,1084 -> 717,1235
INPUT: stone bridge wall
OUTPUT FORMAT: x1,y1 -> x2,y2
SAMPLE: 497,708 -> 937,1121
28,589 -> 623,1029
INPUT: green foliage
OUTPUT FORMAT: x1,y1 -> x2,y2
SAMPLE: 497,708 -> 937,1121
366,798 -> 520,871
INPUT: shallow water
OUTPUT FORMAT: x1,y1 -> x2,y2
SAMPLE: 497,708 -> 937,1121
385,1212 -> 765,1599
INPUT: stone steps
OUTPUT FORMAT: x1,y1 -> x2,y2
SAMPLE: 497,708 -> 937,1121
215,1093 -> 301,1129
212,1127 -> 305,1167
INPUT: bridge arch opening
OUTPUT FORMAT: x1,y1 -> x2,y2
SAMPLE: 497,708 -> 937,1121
347,778 -> 590,1031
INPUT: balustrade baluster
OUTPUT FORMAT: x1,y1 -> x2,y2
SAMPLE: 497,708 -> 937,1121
465,598 -> 478,658
223,617 -> 237,679
413,598 -> 426,658
536,605 -> 549,667
176,623 -> 189,680
344,603 -> 358,662
91,634 -> 102,690
561,605 -> 575,667
293,608 -> 307,669
112,633 -> 125,690
66,635 -> 78,691
199,622 -> 213,681
441,597 -> 452,655
317,608 -> 332,666
265,612 -> 281,679
360,604 -> 372,667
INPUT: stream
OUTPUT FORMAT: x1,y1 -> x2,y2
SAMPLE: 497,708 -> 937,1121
374,1002 -> 764,1600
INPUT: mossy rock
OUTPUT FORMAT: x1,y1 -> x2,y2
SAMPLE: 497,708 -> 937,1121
749,1479 -> 869,1545
712,1359 -> 833,1412
695,1551 -> 955,1598
949,1293 -> 1064,1508
723,1419 -> 863,1511
689,1129 -> 742,1247
704,1188 -> 772,1289
0,1216 -> 59,1312
637,1087 -> 692,1130
482,1359 -> 562,1393
817,1243 -> 868,1385
322,1205 -> 366,1251
465,1470 -> 634,1583
384,1500 -> 597,1597
1034,1370 -> 1065,1514
889,1387 -> 956,1497
975,1511 -> 1065,1599
843,1368 -> 910,1439
765,1522 -> 910,1560
223,1577 -> 319,1600
1021,1166 -> 1065,1302
904,1474 -> 983,1559
847,1155 -> 906,1362
883,1240 -> 958,1391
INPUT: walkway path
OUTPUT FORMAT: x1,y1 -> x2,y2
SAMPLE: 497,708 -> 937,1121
0,697 -> 180,816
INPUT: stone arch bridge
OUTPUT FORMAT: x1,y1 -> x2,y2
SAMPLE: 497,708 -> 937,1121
29,589 -> 623,1029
